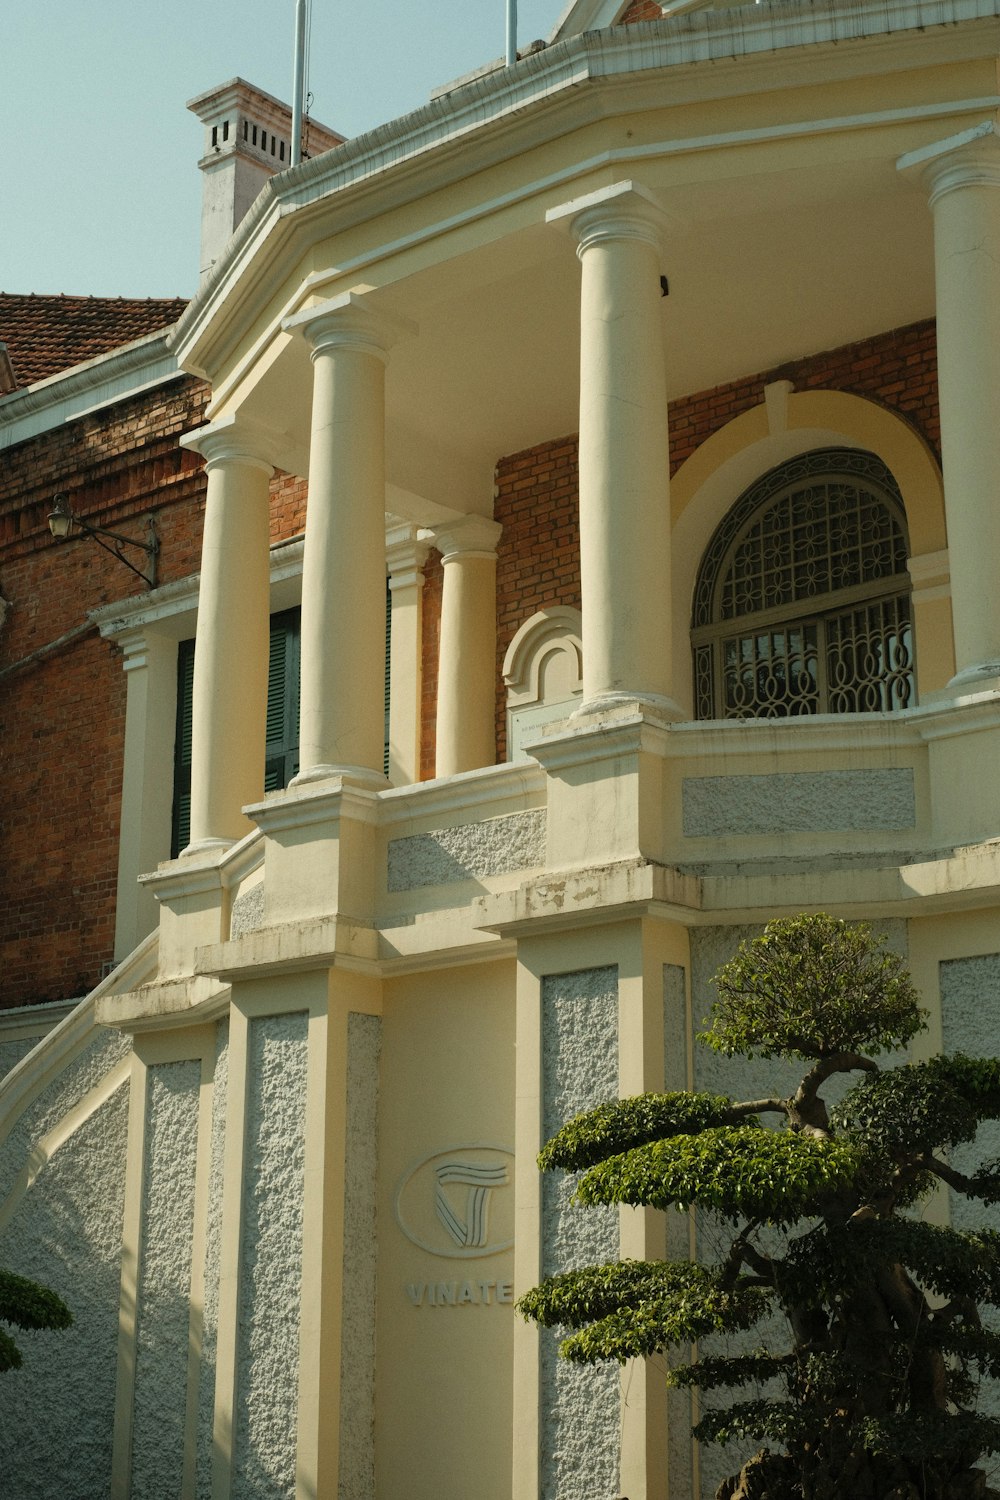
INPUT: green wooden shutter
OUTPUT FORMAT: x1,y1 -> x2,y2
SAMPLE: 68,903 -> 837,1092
264,607 -> 301,790
170,609 -> 302,856
170,638 -> 196,857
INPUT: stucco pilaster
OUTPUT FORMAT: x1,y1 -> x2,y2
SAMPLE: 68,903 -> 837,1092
432,513 -> 503,777
385,523 -> 431,785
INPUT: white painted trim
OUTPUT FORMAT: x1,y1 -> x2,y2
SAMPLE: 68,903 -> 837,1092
188,87 -> 1000,410
0,331 -> 183,450
173,0 -> 1000,376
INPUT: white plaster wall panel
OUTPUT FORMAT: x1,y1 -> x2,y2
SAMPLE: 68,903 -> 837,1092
130,1059 -> 202,1499
197,1019 -> 229,1500
682,769 -> 915,838
230,883 -> 265,937
0,1029 -> 131,1205
387,809 -> 546,891
541,967 -> 620,1500
0,1084 -> 128,1498
940,954 -> 1000,1232
339,1012 -> 381,1500
233,1011 -> 309,1500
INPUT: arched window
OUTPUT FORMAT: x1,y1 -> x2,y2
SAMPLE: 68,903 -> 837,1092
691,448 -> 914,720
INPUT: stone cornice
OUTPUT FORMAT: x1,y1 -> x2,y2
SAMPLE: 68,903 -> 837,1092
172,0 -> 1000,384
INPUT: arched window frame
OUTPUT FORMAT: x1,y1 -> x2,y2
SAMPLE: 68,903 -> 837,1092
691,447 -> 915,720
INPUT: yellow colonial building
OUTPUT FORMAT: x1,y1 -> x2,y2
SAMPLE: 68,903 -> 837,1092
3,0 -> 1000,1495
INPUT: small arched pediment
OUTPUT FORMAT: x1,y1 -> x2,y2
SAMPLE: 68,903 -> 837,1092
502,607 -> 583,761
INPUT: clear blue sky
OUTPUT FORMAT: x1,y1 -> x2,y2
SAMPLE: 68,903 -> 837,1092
5,0 -> 566,299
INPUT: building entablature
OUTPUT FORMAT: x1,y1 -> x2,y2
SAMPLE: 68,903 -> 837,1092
172,0 -> 1000,400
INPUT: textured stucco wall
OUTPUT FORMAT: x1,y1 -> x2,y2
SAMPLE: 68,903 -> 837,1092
233,1011 -> 309,1500
230,883 -> 265,938
0,1029 -> 130,1207
682,769 -> 915,838
387,810 -> 545,891
197,1020 -> 229,1499
940,954 -> 1000,1232
0,1035 -> 42,1079
540,966 -> 620,1500
340,1013 -> 381,1500
131,1059 -> 201,1498
0,1078 -> 129,1497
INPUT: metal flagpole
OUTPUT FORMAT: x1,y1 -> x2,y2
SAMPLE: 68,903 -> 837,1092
291,0 -> 307,165
506,0 -> 517,65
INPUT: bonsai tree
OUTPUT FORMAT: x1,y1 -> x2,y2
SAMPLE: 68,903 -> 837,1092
0,1267 -> 71,1371
518,914 -> 1000,1500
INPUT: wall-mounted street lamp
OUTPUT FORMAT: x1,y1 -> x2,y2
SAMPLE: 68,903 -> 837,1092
47,494 -> 159,588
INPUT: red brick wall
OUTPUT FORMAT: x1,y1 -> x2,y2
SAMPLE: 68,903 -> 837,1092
621,0 -> 665,21
669,319 -> 939,475
489,319 -> 940,763
0,375 -> 306,1009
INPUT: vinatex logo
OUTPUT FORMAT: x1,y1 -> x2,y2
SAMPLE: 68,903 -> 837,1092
394,1143 -> 514,1259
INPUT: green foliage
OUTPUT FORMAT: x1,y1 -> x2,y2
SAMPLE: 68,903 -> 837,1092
705,913 -> 924,1060
518,1261 -> 771,1361
538,1090 -> 739,1172
518,914 -> 1000,1500
576,1126 -> 859,1223
779,1218 -> 1000,1308
0,1268 -> 72,1372
834,1054 -> 1000,1156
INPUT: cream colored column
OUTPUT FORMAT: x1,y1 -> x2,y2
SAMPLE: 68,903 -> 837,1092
112,629 -> 177,954
288,294 -> 412,787
433,513 -> 502,777
385,523 -> 430,785
900,122 -> 1000,691
179,417 -> 273,853
547,180 -> 679,718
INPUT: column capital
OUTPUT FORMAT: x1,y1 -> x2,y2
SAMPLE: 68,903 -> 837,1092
284,292 -> 417,363
385,523 -> 431,590
546,179 -> 668,259
179,413 -> 278,474
898,120 -> 1000,205
431,513 -> 502,563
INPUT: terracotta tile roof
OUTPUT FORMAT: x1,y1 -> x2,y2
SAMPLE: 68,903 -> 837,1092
0,293 -> 189,390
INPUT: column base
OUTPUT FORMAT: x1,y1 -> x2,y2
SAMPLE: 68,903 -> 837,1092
179,836 -> 233,859
923,663 -> 1000,703
570,690 -> 686,725
289,762 -> 390,793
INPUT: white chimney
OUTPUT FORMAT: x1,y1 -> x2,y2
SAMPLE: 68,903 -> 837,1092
187,78 -> 344,285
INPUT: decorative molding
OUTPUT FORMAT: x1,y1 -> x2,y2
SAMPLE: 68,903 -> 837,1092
283,292 -> 417,361
430,513 -> 503,562
503,607 -> 583,706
